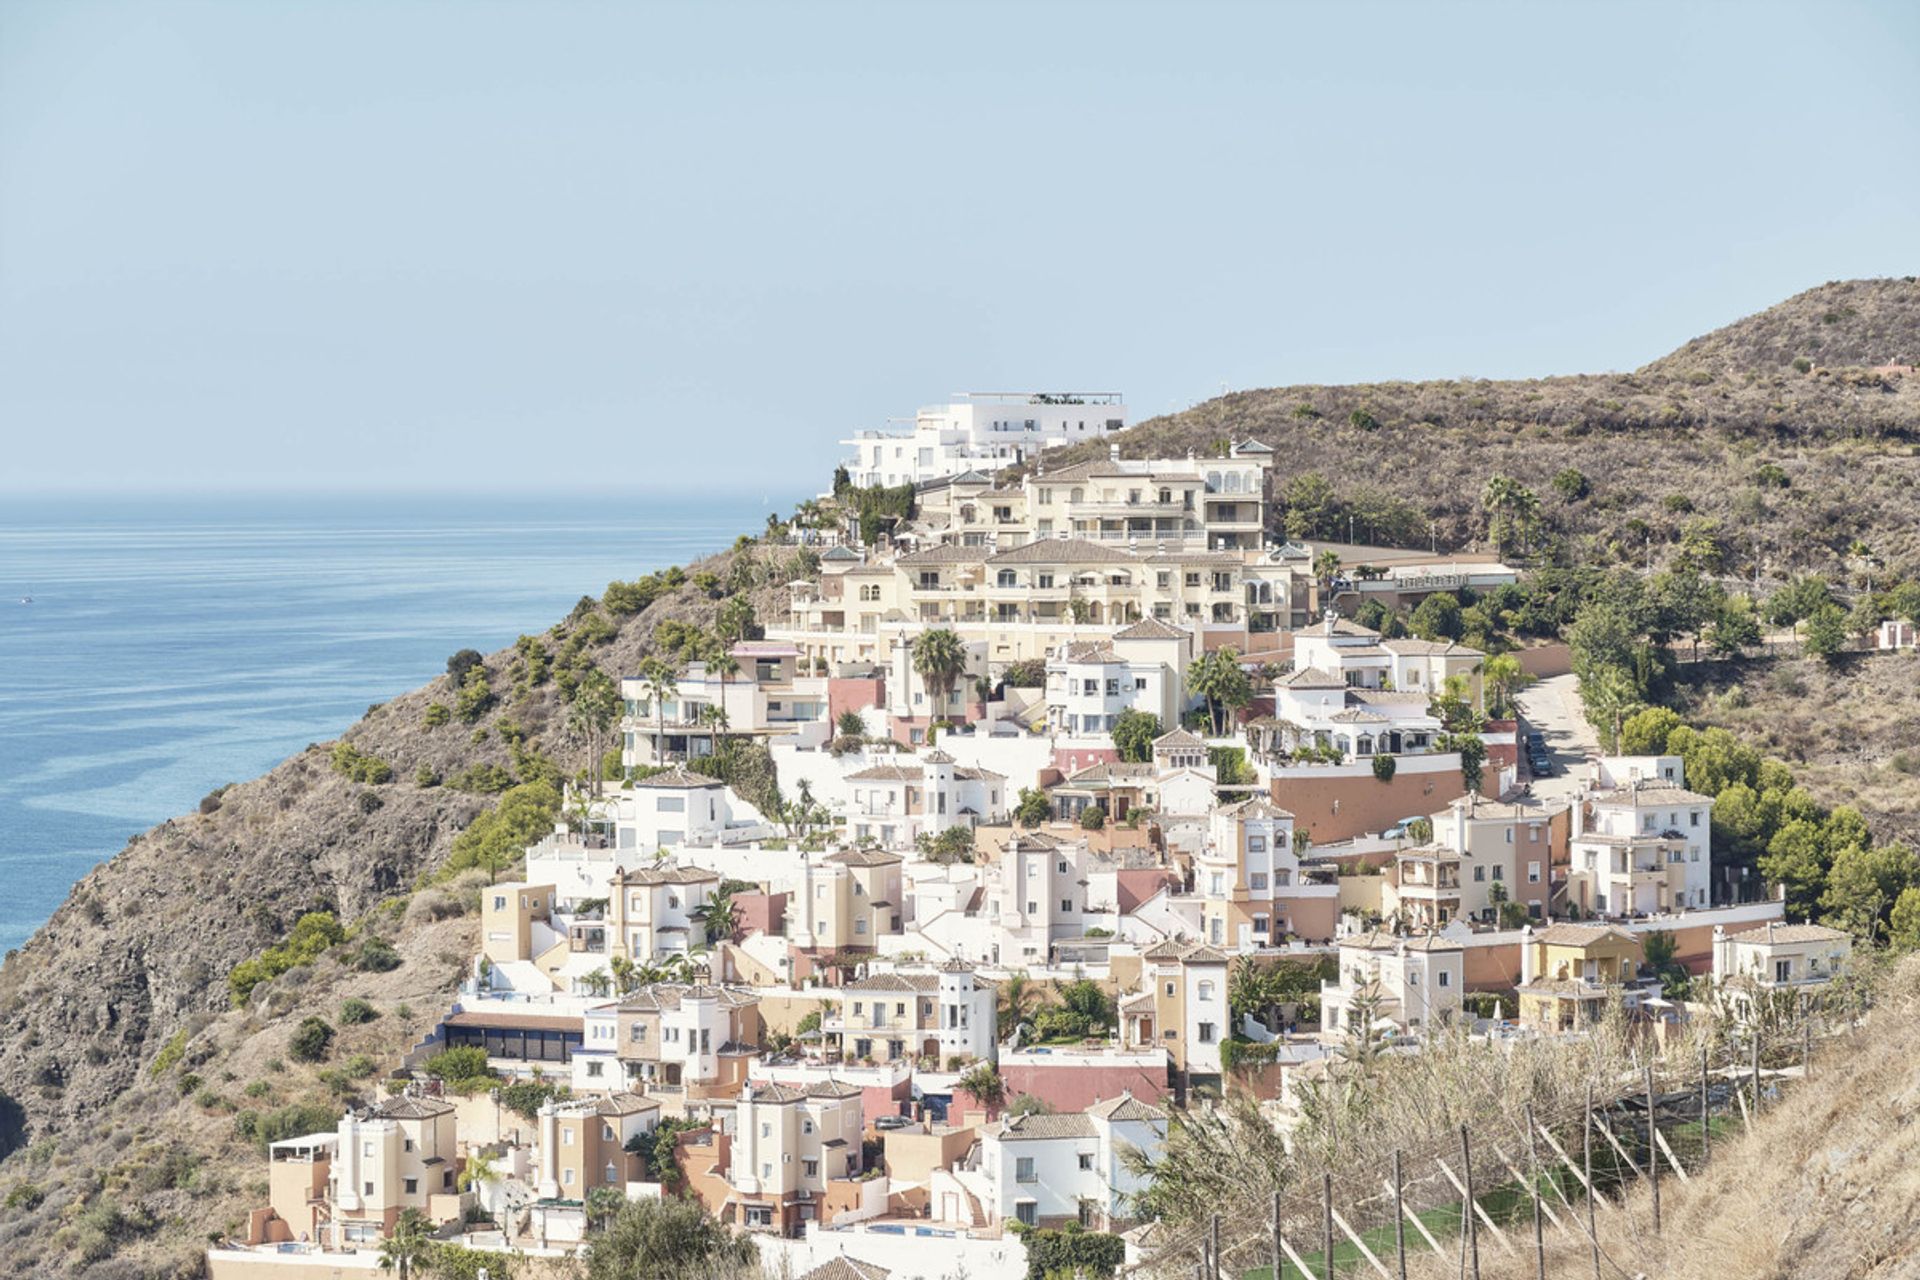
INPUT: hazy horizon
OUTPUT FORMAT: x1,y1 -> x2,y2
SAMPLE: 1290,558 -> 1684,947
4,0 -> 1918,495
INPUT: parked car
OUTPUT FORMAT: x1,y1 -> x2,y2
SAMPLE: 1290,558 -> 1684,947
1381,815 -> 1430,840
1530,756 -> 1555,777
1525,730 -> 1546,749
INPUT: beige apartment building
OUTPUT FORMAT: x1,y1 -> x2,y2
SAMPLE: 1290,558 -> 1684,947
724,1080 -> 866,1235
614,982 -> 763,1098
327,1095 -> 464,1246
788,849 -> 903,954
1195,797 -> 1340,948
535,1092 -> 660,1199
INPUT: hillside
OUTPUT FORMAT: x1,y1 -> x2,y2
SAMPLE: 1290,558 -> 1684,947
1065,276 -> 1920,581
0,541 -> 796,1277
1406,951 -> 1920,1280
1,278 -> 1917,1276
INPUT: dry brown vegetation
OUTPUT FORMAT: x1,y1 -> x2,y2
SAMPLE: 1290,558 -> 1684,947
1672,649 -> 1920,850
1404,952 -> 1920,1280
1053,277 -> 1920,583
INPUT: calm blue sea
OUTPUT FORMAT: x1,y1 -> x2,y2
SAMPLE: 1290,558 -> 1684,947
0,490 -> 781,954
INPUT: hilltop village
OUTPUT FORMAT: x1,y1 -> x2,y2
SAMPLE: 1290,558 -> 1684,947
207,392 -> 1861,1280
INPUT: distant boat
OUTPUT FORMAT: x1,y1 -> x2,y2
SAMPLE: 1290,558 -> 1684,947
18,594 -> 29,605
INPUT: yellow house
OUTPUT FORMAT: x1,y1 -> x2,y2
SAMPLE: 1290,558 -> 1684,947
1515,923 -> 1643,1032
481,881 -> 556,967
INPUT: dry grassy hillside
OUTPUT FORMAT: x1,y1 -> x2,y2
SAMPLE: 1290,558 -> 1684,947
1672,649 -> 1920,849
1062,277 -> 1920,582
1407,951 -> 1920,1280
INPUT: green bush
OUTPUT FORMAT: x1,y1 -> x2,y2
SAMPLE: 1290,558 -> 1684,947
1017,1225 -> 1127,1280
339,998 -> 379,1025
423,702 -> 452,728
235,1102 -> 339,1152
330,741 -> 394,785
443,781 -> 561,880
352,936 -> 402,973
229,912 -> 347,1007
1371,753 -> 1397,782
414,764 -> 441,788
343,1054 -> 378,1080
498,1079 -> 568,1120
1079,806 -> 1106,831
455,666 -> 495,723
4,1181 -> 45,1210
288,1017 -> 334,1064
149,1028 -> 189,1077
424,1046 -> 494,1091
447,763 -> 515,794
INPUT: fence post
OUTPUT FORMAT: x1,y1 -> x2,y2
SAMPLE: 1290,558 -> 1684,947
1751,1030 -> 1762,1122
1526,1103 -> 1544,1280
1211,1213 -> 1222,1280
1803,1018 -> 1812,1079
1323,1172 -> 1335,1280
1585,1084 -> 1599,1280
1645,1065 -> 1660,1234
1461,1126 -> 1480,1280
1392,1150 -> 1407,1280
1273,1189 -> 1284,1280
1700,1042 -> 1711,1164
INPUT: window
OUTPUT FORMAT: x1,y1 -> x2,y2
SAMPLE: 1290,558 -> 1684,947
563,1169 -> 576,1186
605,1162 -> 619,1185
803,1159 -> 818,1177
802,1119 -> 814,1134
1078,1152 -> 1095,1170
587,1060 -> 604,1078
1527,861 -> 1541,884
404,1177 -> 418,1195
1016,1157 -> 1037,1183
492,895 -> 507,912
1438,971 -> 1451,988
1491,866 -> 1503,881
1690,810 -> 1701,827
1061,898 -> 1073,913
1249,872 -> 1268,890
760,1122 -> 771,1138
1473,865 -> 1485,882
1775,959 -> 1792,982
1198,1022 -> 1216,1044
1164,982 -> 1175,997
563,1129 -> 574,1146
1196,980 -> 1214,1000
1017,1202 -> 1038,1227
1248,835 -> 1266,854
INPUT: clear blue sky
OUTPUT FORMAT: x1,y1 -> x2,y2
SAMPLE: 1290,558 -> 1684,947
2,0 -> 1916,495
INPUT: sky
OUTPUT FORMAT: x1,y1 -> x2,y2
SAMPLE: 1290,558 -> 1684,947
1,0 -> 1917,496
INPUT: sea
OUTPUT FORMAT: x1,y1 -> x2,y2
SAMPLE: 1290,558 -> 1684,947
0,489 -> 782,954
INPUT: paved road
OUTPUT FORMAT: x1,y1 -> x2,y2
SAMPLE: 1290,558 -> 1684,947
1512,672 -> 1595,805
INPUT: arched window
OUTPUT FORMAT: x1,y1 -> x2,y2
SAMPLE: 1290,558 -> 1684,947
1206,472 -> 1222,493
997,570 -> 1016,588
1225,471 -> 1242,493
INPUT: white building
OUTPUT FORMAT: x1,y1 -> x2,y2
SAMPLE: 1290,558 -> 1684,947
1291,612 -> 1485,704
621,642 -> 831,766
1568,772 -> 1714,916
974,1095 -> 1167,1230
842,749 -> 1008,847
1319,930 -> 1464,1042
1044,617 -> 1197,738
841,393 -> 1127,489
1711,921 -> 1852,1008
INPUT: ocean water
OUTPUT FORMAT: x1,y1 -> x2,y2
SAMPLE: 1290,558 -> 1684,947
0,490 -> 780,954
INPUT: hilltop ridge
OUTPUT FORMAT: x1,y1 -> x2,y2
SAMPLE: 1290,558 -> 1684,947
1074,276 -> 1920,578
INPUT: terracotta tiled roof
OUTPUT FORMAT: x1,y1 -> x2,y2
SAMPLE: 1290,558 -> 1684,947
374,1095 -> 456,1120
997,1112 -> 1098,1140
1727,923 -> 1850,945
1114,617 -> 1188,641
827,848 -> 904,867
1152,727 -> 1205,749
1530,924 -> 1639,948
1279,666 -> 1345,689
1085,1093 -> 1166,1123
987,538 -> 1139,565
845,972 -> 939,993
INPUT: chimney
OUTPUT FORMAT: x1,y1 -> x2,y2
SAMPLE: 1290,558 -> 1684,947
1519,924 -> 1537,985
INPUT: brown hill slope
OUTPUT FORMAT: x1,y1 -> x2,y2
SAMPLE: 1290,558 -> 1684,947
1065,277 -> 1920,580
1645,276 -> 1920,377
0,540 -> 795,1277
1407,952 -> 1920,1280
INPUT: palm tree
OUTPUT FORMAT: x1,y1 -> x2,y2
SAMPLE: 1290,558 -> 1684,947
1312,549 -> 1342,599
585,1184 -> 628,1233
1481,475 -> 1541,558
377,1209 -> 434,1279
580,968 -> 614,998
912,628 -> 968,720
1186,647 -> 1251,736
998,970 -> 1039,1040
691,884 -> 740,946
707,650 -> 740,738
458,1149 -> 501,1211
1582,665 -> 1642,753
568,667 -> 621,797
636,656 -> 679,762
1480,653 -> 1527,719
609,954 -> 640,995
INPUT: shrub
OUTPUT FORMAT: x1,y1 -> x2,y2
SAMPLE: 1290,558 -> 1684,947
447,763 -> 514,794
288,1017 -> 334,1064
455,666 -> 495,723
1551,467 -> 1590,501
235,1103 -> 339,1153
1371,753 -> 1397,782
414,764 -> 441,788
338,998 -> 379,1026
423,702 -> 451,728
446,648 -> 484,684
229,912 -> 347,1006
343,1054 -> 378,1080
243,1080 -> 273,1100
149,1028 -> 189,1077
424,1046 -> 493,1089
329,741 -> 393,785
178,1072 -> 203,1097
4,1182 -> 44,1211
498,1079 -> 568,1120
1079,806 -> 1106,831
352,936 -> 402,972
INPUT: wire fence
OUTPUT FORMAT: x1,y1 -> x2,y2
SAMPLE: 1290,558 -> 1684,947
1150,1015 -> 1832,1280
